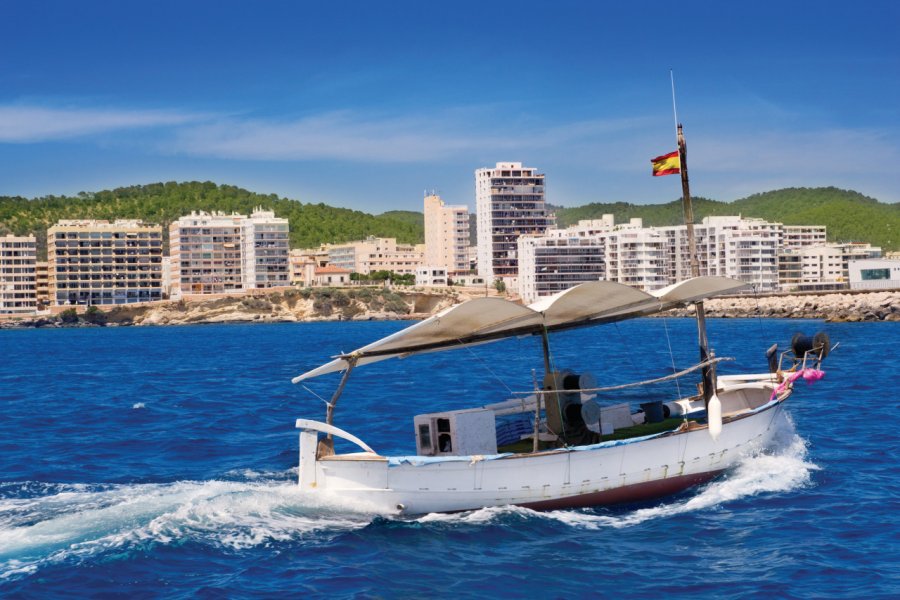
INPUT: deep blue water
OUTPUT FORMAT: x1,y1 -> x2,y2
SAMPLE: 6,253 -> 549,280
1,317 -> 898,598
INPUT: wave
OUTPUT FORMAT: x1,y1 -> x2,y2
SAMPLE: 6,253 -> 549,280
1,423 -> 816,582
0,476 -> 379,581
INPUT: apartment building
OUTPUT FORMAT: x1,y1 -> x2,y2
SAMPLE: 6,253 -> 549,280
169,209 -> 289,297
476,162 -> 553,288
326,237 -> 424,275
782,225 -> 827,249
170,212 -> 244,296
424,193 -> 469,274
242,209 -> 290,289
778,242 -> 881,292
518,232 -> 606,303
0,234 -> 37,314
35,260 -> 49,307
47,220 -> 163,306
518,215 -> 796,303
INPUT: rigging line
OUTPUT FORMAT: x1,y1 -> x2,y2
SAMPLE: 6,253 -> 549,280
661,316 -> 683,399
752,283 -> 770,346
508,357 -> 733,396
301,384 -> 332,408
458,337 -> 515,395
613,321 -> 639,373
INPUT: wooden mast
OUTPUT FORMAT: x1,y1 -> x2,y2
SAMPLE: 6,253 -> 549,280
677,124 -> 716,404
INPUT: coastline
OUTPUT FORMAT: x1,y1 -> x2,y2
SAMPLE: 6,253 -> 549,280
663,288 -> 900,322
2,287 -> 898,329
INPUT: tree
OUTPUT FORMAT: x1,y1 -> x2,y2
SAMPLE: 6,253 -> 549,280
59,308 -> 78,324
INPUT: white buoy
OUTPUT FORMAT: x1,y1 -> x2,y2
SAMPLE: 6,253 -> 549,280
708,393 -> 722,441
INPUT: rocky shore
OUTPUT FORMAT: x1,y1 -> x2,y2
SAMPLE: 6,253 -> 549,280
2,287 -> 899,329
664,289 -> 900,322
0,287 -> 481,328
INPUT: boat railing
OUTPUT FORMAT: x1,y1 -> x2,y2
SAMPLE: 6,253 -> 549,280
775,332 -> 835,373
295,419 -> 378,455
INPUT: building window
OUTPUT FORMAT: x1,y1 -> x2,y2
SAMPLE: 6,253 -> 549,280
860,268 -> 890,280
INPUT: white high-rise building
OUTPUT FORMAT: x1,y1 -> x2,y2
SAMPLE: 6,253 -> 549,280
423,194 -> 469,274
476,162 -> 553,288
169,209 -> 289,297
518,232 -> 606,303
0,234 -> 37,314
242,209 -> 290,289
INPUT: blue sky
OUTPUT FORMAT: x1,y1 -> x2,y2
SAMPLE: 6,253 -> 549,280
2,1 -> 898,213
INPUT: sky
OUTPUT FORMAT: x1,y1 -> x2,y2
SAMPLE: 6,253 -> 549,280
1,1 -> 898,214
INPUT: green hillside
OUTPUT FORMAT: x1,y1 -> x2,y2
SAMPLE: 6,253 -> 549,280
0,181 -> 425,258
378,210 -> 424,228
553,187 -> 900,251
3,183 -> 897,258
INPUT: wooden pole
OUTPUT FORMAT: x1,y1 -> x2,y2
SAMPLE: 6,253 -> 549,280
677,125 -> 716,403
326,356 -> 357,432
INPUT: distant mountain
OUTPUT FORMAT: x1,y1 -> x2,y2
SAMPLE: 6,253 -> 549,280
0,181 -> 425,258
552,187 -> 900,251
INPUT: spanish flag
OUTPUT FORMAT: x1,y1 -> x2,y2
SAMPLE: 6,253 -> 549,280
651,150 -> 680,176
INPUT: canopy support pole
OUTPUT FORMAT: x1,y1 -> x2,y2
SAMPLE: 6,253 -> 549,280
540,327 -> 552,377
325,356 -> 357,436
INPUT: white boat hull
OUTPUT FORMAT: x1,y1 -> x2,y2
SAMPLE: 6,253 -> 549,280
297,383 -> 790,515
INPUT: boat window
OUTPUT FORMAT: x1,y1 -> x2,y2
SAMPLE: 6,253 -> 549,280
418,424 -> 431,449
437,418 -> 450,433
438,433 -> 452,453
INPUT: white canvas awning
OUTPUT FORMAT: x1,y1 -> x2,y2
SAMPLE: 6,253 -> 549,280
292,276 -> 747,382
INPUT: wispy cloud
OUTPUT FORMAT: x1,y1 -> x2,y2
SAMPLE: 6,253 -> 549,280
170,110 -> 658,163
0,105 -> 199,142
2,101 -> 897,203
696,128 -> 898,175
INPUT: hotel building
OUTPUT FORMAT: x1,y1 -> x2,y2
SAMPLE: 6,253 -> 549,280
0,234 -> 38,314
47,220 -> 163,306
424,193 -> 469,274
476,162 -> 553,288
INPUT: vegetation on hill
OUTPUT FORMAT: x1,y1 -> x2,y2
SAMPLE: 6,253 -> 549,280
378,210 -> 424,228
552,187 -> 900,251
2,183 -> 897,258
0,181 -> 425,258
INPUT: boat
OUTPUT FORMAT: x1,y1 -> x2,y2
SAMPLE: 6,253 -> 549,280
289,125 -> 831,515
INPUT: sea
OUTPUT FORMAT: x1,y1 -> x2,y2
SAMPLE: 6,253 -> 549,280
0,317 -> 897,599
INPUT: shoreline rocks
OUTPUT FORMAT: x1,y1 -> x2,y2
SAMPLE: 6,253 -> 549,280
663,289 -> 900,322
2,287 -> 898,329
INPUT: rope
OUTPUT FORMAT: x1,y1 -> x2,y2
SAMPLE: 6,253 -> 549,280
613,321 -> 639,372
661,317 -> 683,400
301,384 -> 332,408
509,356 -> 733,396
459,337 -> 515,395
752,284 -> 769,346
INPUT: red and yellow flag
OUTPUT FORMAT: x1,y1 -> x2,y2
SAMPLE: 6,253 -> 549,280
651,150 -> 680,176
